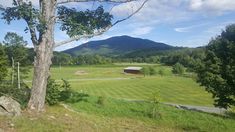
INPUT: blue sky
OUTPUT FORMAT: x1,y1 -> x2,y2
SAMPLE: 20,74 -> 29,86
0,0 -> 235,51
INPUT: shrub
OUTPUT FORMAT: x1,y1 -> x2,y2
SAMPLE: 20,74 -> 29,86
97,96 -> 106,106
147,91 -> 162,119
0,81 -> 30,108
46,78 -> 61,105
158,68 -> 165,76
140,67 -> 150,76
66,92 -> 89,103
59,79 -> 72,101
172,62 -> 185,75
149,67 -> 157,76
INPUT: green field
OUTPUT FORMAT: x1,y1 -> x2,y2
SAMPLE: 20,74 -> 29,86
25,64 -> 213,106
1,64 -> 235,131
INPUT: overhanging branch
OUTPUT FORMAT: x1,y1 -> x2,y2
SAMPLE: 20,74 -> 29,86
54,0 -> 148,48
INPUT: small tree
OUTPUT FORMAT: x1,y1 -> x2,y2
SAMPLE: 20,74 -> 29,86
148,90 -> 162,118
196,24 -> 235,109
141,67 -> 150,77
172,63 -> 185,75
158,68 -> 164,76
149,66 -> 157,76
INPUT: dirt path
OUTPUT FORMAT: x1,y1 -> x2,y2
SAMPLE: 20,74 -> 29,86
164,103 -> 227,115
117,98 -> 227,115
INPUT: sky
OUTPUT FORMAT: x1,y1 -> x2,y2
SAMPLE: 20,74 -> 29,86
0,0 -> 235,51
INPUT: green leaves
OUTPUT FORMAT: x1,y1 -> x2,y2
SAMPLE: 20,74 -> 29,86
0,44 -> 8,82
196,24 -> 235,109
57,6 -> 113,37
1,1 -> 42,34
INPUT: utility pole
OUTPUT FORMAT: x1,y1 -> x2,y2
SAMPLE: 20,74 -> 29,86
11,57 -> 14,85
17,62 -> 20,89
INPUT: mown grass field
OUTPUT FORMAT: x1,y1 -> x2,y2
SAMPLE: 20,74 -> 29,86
25,64 -> 213,106
24,64 -> 213,106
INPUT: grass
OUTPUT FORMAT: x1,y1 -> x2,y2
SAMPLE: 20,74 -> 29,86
70,76 -> 213,106
24,64 -> 213,106
1,96 -> 234,132
1,64 -> 235,131
67,96 -> 235,132
26,64 -> 173,80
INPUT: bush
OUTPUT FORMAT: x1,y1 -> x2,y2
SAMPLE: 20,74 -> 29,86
46,78 -> 89,105
147,91 -> 162,119
59,79 -> 72,101
46,78 -> 61,105
66,92 -> 89,103
158,68 -> 165,76
0,44 -> 8,82
149,67 -> 157,76
0,81 -> 30,108
172,62 -> 185,75
141,67 -> 150,76
97,96 -> 106,106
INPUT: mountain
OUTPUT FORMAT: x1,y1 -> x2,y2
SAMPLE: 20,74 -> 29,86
63,35 -> 173,56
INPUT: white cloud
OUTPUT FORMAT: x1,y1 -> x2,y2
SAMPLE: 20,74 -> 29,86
189,0 -> 235,14
131,26 -> 153,36
174,23 -> 209,32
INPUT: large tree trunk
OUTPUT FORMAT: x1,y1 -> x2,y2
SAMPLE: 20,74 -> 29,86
27,0 -> 56,112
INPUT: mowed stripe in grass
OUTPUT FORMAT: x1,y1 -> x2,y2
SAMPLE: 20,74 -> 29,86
70,76 -> 214,106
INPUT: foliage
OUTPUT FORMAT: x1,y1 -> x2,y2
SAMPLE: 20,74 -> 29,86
148,91 -> 162,118
97,96 -> 106,106
149,66 -> 157,76
72,55 -> 112,65
46,78 -> 61,105
59,79 -> 73,101
160,48 -> 205,71
3,32 -> 29,66
0,81 -> 30,108
158,68 -> 165,76
57,6 -> 113,37
52,52 -> 73,66
140,67 -> 150,76
46,78 -> 89,105
0,44 -> 8,81
172,63 -> 185,75
196,24 -> 235,109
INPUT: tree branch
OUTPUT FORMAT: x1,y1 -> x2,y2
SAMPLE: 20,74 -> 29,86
54,0 -> 148,48
57,0 -> 138,5
26,23 -> 39,46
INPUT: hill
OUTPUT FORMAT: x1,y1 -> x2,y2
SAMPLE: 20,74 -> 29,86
63,35 -> 173,56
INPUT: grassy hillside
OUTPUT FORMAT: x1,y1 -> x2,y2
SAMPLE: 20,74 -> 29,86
0,97 -> 234,132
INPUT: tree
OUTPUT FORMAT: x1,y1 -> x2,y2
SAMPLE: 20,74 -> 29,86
0,43 -> 8,82
3,32 -> 29,66
141,67 -> 150,77
196,24 -> 235,109
149,66 -> 157,76
172,62 -> 185,75
158,68 -> 164,76
1,0 -> 148,112
3,32 -> 30,85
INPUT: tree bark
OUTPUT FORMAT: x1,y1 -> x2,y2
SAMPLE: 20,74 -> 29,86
27,0 -> 56,112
